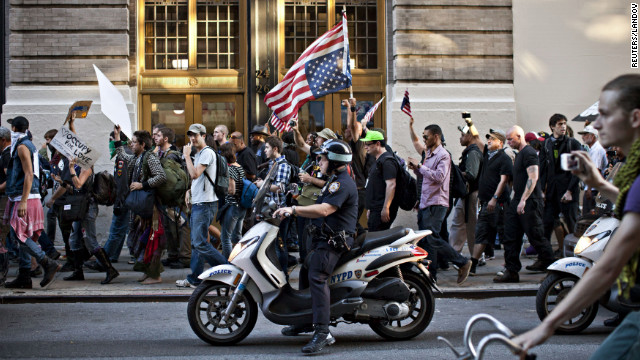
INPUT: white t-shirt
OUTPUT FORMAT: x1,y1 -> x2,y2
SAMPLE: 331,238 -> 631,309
191,147 -> 218,204
586,141 -> 608,190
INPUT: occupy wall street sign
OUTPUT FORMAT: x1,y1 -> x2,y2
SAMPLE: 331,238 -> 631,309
50,127 -> 100,169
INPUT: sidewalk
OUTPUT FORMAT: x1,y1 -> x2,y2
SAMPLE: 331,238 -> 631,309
0,247 -> 547,304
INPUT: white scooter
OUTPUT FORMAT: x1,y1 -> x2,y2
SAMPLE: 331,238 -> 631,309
186,165 -> 439,345
536,207 -> 628,334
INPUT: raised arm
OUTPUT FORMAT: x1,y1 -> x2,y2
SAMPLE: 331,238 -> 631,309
344,98 -> 362,142
409,117 -> 426,155
291,122 -> 311,155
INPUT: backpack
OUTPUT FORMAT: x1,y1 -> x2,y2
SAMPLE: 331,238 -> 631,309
157,150 -> 189,207
239,178 -> 259,209
92,170 -> 117,206
202,147 -> 229,201
450,161 -> 469,199
378,152 -> 418,211
287,160 -> 300,186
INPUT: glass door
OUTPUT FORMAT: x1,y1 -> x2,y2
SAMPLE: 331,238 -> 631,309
195,94 -> 244,137
142,94 -> 193,147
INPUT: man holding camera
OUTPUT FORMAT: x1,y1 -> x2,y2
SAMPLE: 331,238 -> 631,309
539,114 -> 583,262
578,125 -> 608,215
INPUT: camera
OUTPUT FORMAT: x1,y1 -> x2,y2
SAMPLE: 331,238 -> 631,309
289,119 -> 297,128
560,153 -> 579,171
461,112 -> 471,119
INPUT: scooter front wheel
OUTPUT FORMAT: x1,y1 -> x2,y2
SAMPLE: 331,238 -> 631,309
536,272 -> 598,334
187,280 -> 258,345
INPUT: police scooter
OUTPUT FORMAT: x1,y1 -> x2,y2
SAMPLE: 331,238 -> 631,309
186,164 -> 439,345
535,198 -> 628,334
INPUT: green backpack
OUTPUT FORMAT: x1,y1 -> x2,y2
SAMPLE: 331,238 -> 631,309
157,150 -> 189,207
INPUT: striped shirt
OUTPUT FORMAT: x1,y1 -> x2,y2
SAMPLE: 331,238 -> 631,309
225,164 -> 245,206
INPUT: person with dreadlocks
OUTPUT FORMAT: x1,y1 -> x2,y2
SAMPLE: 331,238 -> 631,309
514,74 -> 640,359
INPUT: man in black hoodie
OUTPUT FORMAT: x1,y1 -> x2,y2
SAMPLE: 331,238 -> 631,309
539,114 -> 582,266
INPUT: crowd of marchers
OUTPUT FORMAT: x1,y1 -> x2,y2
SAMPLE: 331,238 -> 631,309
0,98 -> 614,291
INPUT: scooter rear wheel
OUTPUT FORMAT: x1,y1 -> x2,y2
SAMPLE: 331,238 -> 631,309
536,272 -> 598,334
369,272 -> 435,340
187,280 -> 258,345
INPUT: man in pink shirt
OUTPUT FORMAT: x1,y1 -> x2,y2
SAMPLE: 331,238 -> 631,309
408,123 -> 471,285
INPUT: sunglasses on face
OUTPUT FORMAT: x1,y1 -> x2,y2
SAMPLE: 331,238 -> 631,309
423,135 -> 429,140
364,141 -> 375,146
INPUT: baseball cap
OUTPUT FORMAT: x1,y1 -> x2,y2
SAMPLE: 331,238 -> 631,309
525,132 -> 544,143
317,128 -> 337,140
7,116 -> 29,129
187,123 -> 207,135
577,125 -> 598,136
485,128 -> 506,143
359,130 -> 385,142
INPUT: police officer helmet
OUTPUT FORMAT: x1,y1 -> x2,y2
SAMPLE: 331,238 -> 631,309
314,139 -> 352,168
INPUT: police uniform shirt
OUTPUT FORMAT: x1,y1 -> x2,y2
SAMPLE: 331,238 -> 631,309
311,169 -> 358,240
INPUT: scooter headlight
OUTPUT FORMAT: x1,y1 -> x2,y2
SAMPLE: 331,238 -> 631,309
574,230 -> 611,255
574,236 -> 593,255
228,236 -> 260,262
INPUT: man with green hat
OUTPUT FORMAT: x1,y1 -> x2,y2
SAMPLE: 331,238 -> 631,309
361,130 -> 398,231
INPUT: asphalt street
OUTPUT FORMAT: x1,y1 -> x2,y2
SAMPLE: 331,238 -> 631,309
0,297 -> 614,359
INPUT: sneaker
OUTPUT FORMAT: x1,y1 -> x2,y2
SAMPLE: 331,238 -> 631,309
282,324 -> 314,336
176,279 -> 196,288
496,268 -> 505,277
525,259 -> 553,273
457,260 -> 472,285
493,269 -> 519,283
301,329 -> 335,354
478,253 -> 486,267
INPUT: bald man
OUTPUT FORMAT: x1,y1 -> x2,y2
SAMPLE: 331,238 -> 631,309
494,126 -> 554,283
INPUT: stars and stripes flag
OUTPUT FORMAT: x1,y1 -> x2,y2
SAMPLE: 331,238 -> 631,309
269,112 -> 296,133
264,12 -> 352,124
401,89 -> 412,118
361,97 -> 385,125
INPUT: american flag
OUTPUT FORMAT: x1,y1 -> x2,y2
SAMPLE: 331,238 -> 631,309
264,12 -> 352,124
361,97 -> 385,125
269,112 -> 295,133
401,89 -> 412,118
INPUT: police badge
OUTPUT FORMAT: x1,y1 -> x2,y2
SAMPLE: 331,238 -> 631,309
355,269 -> 362,279
328,182 -> 340,194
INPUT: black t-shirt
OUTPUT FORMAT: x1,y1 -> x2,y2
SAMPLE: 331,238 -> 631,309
365,151 -> 398,211
0,146 -> 11,185
236,146 -> 258,178
311,169 -> 358,237
349,138 -> 368,189
478,148 -> 513,203
512,145 -> 542,202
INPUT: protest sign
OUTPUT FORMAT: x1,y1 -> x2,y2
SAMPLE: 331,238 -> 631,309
64,100 -> 92,125
50,127 -> 101,169
93,64 -> 133,138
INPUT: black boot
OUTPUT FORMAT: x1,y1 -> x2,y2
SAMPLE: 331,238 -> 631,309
39,256 -> 61,287
5,268 -> 32,289
301,325 -> 335,354
94,248 -> 119,285
63,250 -> 85,281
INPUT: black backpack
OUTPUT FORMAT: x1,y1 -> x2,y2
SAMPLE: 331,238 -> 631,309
202,147 -> 229,202
450,160 -> 468,199
377,153 -> 418,211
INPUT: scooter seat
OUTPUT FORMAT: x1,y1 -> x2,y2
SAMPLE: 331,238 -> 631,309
336,227 -> 408,268
360,227 -> 408,254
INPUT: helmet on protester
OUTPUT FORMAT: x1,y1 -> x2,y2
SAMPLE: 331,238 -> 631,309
314,139 -> 352,171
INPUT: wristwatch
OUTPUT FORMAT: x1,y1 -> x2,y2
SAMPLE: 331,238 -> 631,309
350,106 -> 356,113
492,194 -> 498,199
292,205 -> 297,216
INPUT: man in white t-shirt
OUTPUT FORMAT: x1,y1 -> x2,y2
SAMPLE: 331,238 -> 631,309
176,123 -> 227,288
578,125 -> 608,215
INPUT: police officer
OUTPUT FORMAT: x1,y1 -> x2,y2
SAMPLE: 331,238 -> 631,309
273,140 -> 358,354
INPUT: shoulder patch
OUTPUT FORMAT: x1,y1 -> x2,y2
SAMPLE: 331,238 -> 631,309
328,182 -> 340,194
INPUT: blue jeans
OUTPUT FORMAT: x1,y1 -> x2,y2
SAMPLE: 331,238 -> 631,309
220,204 -> 246,259
590,311 -> 640,359
104,208 -> 130,262
187,202 -> 228,285
418,205 -> 467,279
13,227 -> 46,270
